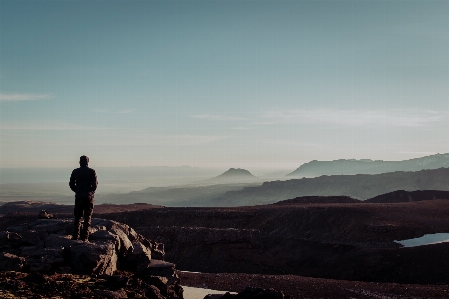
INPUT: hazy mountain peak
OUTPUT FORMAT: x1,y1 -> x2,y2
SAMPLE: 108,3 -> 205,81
219,168 -> 255,177
204,168 -> 258,184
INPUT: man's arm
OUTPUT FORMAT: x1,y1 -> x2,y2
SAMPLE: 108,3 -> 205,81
91,170 -> 98,192
69,170 -> 76,192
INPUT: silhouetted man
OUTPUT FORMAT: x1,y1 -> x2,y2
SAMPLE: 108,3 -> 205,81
69,155 -> 98,241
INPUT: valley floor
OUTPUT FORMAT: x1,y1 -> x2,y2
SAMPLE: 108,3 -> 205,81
179,271 -> 449,299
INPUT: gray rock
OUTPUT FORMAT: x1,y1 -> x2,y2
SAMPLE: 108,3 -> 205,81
90,227 -> 134,257
44,234 -> 79,248
110,228 -> 134,256
140,237 -> 165,260
122,241 -> 151,272
91,219 -> 140,242
142,259 -> 176,277
0,252 -> 25,271
7,219 -> 72,235
23,246 -> 65,272
69,241 -> 118,275
90,230 -> 121,243
19,230 -> 46,246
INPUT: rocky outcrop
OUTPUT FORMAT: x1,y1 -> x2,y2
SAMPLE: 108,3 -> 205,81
0,217 -> 182,299
1,218 -> 165,275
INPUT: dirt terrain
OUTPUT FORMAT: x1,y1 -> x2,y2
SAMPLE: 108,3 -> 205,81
102,199 -> 449,285
1,197 -> 449,297
179,271 -> 449,299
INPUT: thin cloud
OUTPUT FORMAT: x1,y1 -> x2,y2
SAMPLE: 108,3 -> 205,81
0,93 -> 54,102
397,151 -> 439,155
232,127 -> 252,130
77,133 -> 229,146
0,122 -> 107,131
161,134 -> 228,145
257,109 -> 444,127
92,109 -> 133,114
193,114 -> 247,121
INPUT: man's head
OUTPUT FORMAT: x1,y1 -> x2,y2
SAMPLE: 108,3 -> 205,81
79,155 -> 89,166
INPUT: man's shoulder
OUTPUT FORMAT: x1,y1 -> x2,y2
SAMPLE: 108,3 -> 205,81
73,167 -> 96,174
85,167 -> 97,175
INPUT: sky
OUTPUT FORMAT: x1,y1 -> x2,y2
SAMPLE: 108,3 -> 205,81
1,0 -> 448,170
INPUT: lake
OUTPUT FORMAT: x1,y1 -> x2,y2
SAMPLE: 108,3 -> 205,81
395,233 -> 449,247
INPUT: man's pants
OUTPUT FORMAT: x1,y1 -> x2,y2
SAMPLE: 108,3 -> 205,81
73,197 -> 94,241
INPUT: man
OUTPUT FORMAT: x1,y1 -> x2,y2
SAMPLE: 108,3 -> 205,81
69,155 -> 98,241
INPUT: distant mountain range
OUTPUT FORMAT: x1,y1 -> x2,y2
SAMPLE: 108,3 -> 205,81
208,167 -> 449,206
287,153 -> 449,177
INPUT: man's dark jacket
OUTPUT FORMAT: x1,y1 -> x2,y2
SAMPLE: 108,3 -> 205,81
69,166 -> 98,199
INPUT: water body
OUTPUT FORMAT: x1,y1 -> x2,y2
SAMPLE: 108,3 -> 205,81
183,286 -> 236,299
395,233 -> 449,247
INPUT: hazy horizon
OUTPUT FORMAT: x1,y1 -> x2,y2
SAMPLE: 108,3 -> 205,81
1,0 -> 448,169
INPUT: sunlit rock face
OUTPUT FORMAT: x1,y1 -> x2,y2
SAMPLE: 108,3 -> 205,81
0,217 -> 182,299
1,218 -> 161,275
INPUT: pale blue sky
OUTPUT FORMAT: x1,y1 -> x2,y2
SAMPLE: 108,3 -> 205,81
1,0 -> 448,169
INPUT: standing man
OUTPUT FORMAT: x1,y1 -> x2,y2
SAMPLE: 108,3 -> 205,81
69,155 -> 98,241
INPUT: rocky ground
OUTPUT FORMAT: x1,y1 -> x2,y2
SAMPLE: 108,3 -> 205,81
0,270 -> 181,299
2,197 -> 449,298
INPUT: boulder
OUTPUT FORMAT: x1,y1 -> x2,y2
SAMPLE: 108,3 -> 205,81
69,241 -> 118,275
110,228 -> 134,256
142,259 -> 177,280
140,237 -> 165,260
19,230 -> 46,247
90,230 -> 122,246
23,246 -> 65,272
122,241 -> 151,272
91,219 -> 139,241
44,234 -> 79,248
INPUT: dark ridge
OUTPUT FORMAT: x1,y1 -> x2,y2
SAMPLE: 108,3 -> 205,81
273,196 -> 361,205
366,190 -> 449,203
